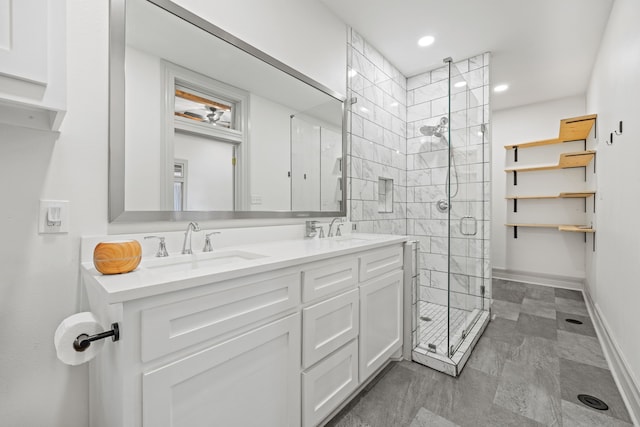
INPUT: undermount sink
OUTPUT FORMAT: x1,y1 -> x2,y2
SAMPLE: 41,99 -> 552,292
141,250 -> 267,274
328,234 -> 380,242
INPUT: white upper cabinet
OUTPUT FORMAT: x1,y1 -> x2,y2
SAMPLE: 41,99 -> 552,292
0,0 -> 66,131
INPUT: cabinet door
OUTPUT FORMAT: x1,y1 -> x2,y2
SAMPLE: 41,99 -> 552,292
359,270 -> 403,382
302,288 -> 359,368
142,314 -> 301,427
302,339 -> 358,427
0,0 -> 47,85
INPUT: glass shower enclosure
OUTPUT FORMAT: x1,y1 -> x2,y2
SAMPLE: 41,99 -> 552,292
410,56 -> 491,376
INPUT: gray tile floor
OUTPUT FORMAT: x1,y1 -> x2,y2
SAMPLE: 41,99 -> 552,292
326,279 -> 634,427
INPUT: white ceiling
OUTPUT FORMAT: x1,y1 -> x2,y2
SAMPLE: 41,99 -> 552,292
319,0 -> 614,111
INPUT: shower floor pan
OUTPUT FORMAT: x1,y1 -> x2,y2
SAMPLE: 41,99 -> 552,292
413,301 -> 490,377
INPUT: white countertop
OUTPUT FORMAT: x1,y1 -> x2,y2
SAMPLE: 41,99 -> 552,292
82,233 -> 408,304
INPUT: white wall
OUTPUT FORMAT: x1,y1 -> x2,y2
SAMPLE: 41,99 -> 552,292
125,46 -> 164,210
586,0 -> 640,405
174,132 -> 234,210
172,0 -> 347,96
249,94 -> 293,211
0,1 -> 347,426
491,95 -> 589,279
0,2 -> 109,425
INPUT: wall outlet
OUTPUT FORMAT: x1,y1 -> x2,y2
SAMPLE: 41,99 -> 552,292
39,200 -> 69,234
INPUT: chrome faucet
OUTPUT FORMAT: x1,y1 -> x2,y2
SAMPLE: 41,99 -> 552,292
203,231 -> 221,252
181,222 -> 201,254
305,221 -> 320,238
328,217 -> 344,237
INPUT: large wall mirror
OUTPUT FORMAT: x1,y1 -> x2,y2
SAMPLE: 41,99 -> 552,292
109,0 -> 347,222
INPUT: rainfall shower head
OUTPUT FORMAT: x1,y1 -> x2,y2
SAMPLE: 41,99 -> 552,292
419,116 -> 449,138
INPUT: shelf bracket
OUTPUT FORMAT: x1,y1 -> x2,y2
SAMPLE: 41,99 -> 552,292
584,198 -> 587,213
514,226 -> 518,239
593,197 -> 596,213
513,170 -> 517,186
514,146 -> 518,162
593,233 -> 596,252
514,199 -> 518,213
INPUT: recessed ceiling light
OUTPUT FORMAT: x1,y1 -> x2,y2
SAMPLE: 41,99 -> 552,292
348,69 -> 357,78
417,36 -> 435,47
494,84 -> 509,92
454,81 -> 467,88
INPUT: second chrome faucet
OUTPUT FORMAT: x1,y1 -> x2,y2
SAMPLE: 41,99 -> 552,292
181,222 -> 201,254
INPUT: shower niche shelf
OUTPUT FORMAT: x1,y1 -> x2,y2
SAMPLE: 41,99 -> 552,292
504,114 -> 597,161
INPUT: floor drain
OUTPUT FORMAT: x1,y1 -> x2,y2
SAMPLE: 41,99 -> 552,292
566,318 -> 584,325
420,316 -> 432,322
577,394 -> 609,411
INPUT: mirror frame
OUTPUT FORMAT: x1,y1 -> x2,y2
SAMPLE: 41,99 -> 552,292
109,0 -> 347,222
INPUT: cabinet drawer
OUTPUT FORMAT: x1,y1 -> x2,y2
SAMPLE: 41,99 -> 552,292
359,245 -> 403,282
302,288 -> 359,368
143,314 -> 301,427
141,271 -> 300,362
302,339 -> 358,427
302,257 -> 358,303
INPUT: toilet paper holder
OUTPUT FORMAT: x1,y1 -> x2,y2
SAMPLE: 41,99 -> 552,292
73,323 -> 120,352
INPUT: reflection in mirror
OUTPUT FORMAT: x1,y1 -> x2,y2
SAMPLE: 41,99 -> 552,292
112,0 -> 346,221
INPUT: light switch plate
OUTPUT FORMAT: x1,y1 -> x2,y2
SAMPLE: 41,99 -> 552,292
39,200 -> 69,234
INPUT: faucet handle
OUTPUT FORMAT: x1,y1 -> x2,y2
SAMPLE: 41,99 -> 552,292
144,235 -> 169,257
336,223 -> 343,237
203,232 -> 221,252
305,221 -> 319,238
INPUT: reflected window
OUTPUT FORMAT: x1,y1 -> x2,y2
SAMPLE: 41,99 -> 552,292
173,159 -> 187,211
174,86 -> 234,129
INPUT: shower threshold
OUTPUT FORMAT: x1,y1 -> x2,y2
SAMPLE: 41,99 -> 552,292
412,309 -> 490,377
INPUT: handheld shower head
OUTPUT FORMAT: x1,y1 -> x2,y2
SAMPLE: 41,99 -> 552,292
419,125 -> 438,137
419,116 -> 448,138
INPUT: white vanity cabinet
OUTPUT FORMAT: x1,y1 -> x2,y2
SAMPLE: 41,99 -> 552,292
299,245 -> 404,426
87,266 -> 302,427
83,236 -> 407,427
0,0 -> 66,131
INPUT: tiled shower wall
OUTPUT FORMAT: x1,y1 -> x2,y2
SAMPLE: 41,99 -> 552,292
406,55 -> 492,315
347,29 -> 407,235
346,31 -> 492,349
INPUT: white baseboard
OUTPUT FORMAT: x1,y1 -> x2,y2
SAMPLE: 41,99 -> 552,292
583,289 -> 640,426
492,267 -> 584,290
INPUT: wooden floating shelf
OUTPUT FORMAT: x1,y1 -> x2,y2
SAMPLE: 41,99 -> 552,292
506,192 -> 595,200
505,151 -> 595,173
506,223 -> 595,233
505,114 -> 597,150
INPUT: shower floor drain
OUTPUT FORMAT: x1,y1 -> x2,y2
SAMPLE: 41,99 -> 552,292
577,394 -> 609,411
420,316 -> 432,322
566,318 -> 584,325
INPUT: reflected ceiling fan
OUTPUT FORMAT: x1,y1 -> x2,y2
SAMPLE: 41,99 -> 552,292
181,106 -> 224,123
